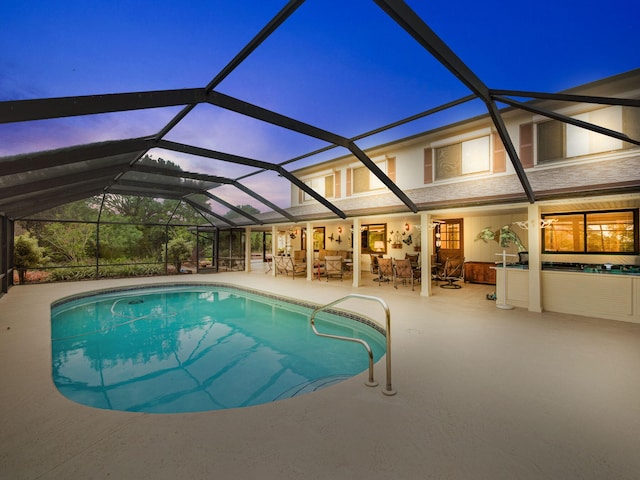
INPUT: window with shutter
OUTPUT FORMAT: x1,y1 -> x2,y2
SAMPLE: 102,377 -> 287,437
423,148 -> 433,184
519,123 -> 534,168
353,166 -> 370,193
387,157 -> 396,182
492,133 -> 506,173
537,106 -> 629,163
352,161 -> 387,194
434,136 -> 489,180
623,106 -> 640,148
324,175 -> 334,198
435,143 -> 461,180
537,120 -> 564,162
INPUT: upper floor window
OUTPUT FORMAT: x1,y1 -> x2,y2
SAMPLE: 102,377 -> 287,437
302,174 -> 334,202
537,106 -> 639,163
352,160 -> 389,194
435,136 -> 490,180
542,209 -> 638,254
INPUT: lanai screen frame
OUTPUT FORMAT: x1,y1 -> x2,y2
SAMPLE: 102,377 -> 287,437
1,0 -> 639,294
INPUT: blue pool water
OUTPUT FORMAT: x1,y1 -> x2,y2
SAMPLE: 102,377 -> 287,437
50,284 -> 386,413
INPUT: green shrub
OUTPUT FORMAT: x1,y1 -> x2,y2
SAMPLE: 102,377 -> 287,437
14,233 -> 48,284
165,237 -> 193,273
48,268 -> 96,282
98,263 -> 164,278
48,263 -> 165,282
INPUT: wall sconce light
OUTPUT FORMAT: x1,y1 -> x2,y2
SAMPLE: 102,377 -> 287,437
404,223 -> 410,232
337,226 -> 342,234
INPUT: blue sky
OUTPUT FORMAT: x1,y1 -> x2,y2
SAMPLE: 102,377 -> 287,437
1,0 -> 638,211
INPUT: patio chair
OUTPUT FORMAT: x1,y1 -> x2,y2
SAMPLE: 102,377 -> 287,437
405,253 -> 419,269
324,256 -> 343,281
274,255 -> 288,276
264,254 -> 273,273
293,249 -> 306,264
369,254 -> 380,274
431,255 -> 445,283
285,256 -> 307,279
440,256 -> 465,289
377,258 -> 393,285
393,258 -> 414,291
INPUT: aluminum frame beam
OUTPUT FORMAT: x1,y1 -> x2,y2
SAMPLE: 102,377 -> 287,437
206,91 -> 420,212
205,0 -> 305,92
490,90 -> 640,108
0,137 -> 153,176
201,192 -> 263,225
0,168 -> 119,199
374,0 -> 536,203
112,179 -> 204,197
183,198 -> 236,227
0,89 -> 206,124
157,139 -> 278,171
494,95 -> 640,146
115,178 -> 266,225
374,0 -> 490,100
8,184 -> 107,219
207,90 -> 348,147
157,0 -> 304,140
0,177 -> 109,208
104,187 -> 186,200
129,164 -> 296,221
130,163 -> 224,185
348,141 -> 418,212
157,139 -> 346,218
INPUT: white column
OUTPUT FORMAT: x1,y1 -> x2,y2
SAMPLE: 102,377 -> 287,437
420,212 -> 432,296
244,227 -> 252,272
352,217 -> 361,287
270,225 -> 277,277
527,204 -> 543,312
306,221 -> 314,281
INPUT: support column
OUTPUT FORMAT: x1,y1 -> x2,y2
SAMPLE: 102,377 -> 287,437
420,212 -> 433,296
352,218 -> 361,287
306,221 -> 314,281
244,227 -> 252,272
527,204 -> 543,312
270,225 -> 277,277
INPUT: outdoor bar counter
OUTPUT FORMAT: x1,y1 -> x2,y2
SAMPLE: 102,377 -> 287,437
496,263 -> 640,324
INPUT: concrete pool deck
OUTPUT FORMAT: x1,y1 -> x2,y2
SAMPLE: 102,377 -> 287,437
1,271 -> 639,479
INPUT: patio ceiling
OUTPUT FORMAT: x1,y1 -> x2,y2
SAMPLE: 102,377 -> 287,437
1,0 -> 638,225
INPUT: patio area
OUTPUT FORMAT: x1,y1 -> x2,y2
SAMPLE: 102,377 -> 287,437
1,270 -> 639,479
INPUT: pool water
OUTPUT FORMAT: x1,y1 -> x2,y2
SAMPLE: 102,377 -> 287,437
50,284 -> 386,413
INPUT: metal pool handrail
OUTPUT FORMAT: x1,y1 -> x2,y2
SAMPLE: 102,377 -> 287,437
310,294 -> 396,396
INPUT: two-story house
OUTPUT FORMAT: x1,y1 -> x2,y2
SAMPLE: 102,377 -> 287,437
277,69 -> 640,323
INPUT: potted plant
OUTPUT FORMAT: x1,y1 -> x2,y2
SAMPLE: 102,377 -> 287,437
475,225 -> 525,251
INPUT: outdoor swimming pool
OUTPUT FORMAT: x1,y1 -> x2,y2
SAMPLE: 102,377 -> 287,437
50,283 -> 387,413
